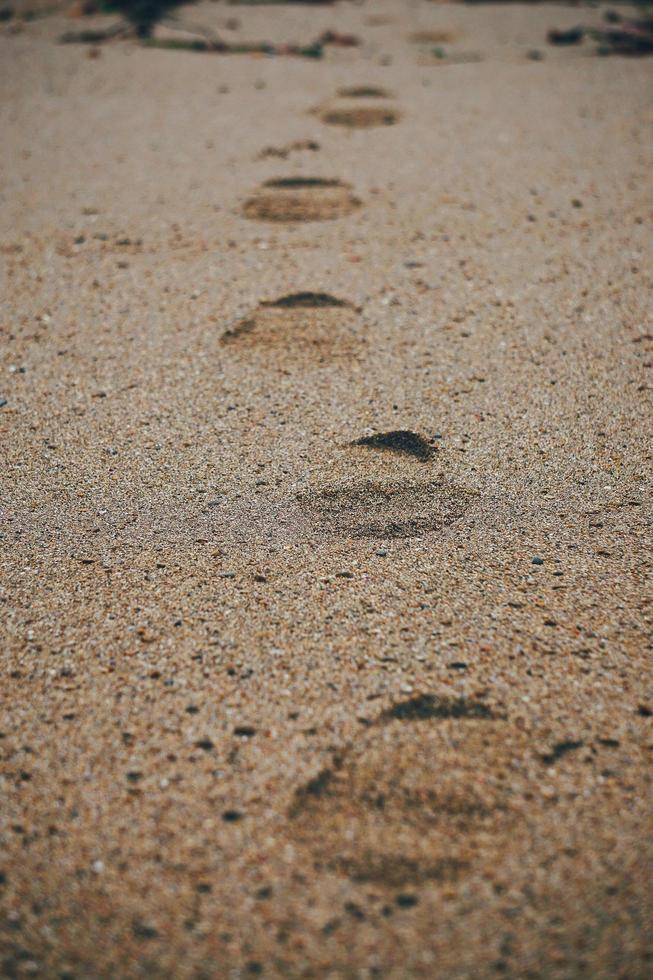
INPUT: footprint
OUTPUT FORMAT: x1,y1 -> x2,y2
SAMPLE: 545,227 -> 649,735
314,89 -> 401,129
221,291 -> 364,361
299,478 -> 476,539
288,708 -> 535,891
242,177 -> 361,222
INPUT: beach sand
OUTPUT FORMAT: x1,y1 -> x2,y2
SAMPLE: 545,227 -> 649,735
1,1 -> 652,976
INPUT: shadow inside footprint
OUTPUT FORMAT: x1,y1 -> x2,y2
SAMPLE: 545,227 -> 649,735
338,86 -> 394,99
352,430 -> 436,461
383,693 -> 496,722
264,177 -> 342,189
260,292 -> 353,310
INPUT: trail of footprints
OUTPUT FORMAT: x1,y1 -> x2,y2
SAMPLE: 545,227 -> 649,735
228,84 -> 477,542
241,86 -> 402,222
229,75 -> 524,897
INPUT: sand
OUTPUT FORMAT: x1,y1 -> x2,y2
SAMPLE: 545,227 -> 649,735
1,1 -> 652,976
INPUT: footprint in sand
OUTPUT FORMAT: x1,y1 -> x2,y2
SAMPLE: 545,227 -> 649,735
299,478 -> 475,540
298,430 -> 476,540
287,694 -> 539,891
242,177 -> 361,222
313,86 -> 401,129
220,291 -> 364,362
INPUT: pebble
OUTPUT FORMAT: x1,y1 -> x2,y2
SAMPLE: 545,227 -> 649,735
531,557 -> 544,565
222,809 -> 244,823
396,893 -> 419,908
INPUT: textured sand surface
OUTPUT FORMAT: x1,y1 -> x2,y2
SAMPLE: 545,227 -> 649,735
1,1 -> 652,977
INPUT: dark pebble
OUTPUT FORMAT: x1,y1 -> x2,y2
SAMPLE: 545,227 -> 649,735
531,557 -> 544,565
322,917 -> 340,935
222,809 -> 244,822
132,922 -> 159,940
395,893 -> 419,908
344,901 -> 365,921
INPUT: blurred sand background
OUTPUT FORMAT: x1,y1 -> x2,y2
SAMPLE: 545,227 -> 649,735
1,1 -> 652,976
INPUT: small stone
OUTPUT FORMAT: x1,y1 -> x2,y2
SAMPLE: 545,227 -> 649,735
132,921 -> 159,940
222,809 -> 244,822
234,726 -> 257,737
531,557 -> 544,565
395,893 -> 418,908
